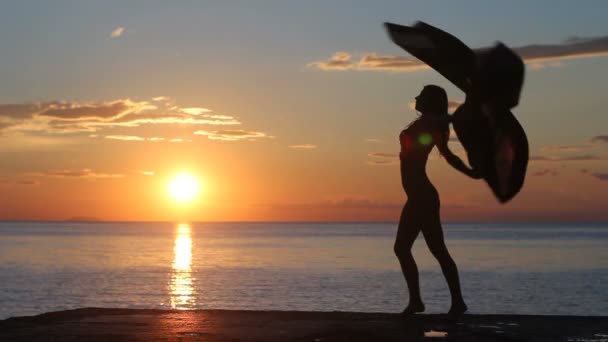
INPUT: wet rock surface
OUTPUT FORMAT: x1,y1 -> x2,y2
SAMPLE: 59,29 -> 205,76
1,308 -> 607,341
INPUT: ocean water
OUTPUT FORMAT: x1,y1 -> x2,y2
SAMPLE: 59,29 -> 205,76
0,221 -> 607,319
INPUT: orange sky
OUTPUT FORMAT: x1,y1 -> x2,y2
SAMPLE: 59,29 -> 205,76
1,2 -> 608,222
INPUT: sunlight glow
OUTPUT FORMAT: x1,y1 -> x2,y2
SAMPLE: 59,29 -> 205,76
168,173 -> 200,203
170,223 -> 195,309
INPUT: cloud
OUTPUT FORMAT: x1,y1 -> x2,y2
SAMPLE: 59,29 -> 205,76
365,138 -> 385,143
0,121 -> 14,130
180,107 -> 211,115
541,144 -> 595,152
168,138 -> 192,143
527,61 -> 565,70
194,129 -> 272,141
532,168 -> 558,176
38,100 -> 152,121
358,53 -> 429,71
289,144 -> 317,149
0,99 -> 156,133
152,96 -> 170,102
309,35 -> 608,72
368,152 -> 399,158
530,155 -> 603,161
591,135 -> 608,143
105,135 -> 145,141
0,103 -> 40,119
136,170 -> 155,176
26,169 -> 125,179
110,27 -> 125,38
592,173 -> 608,181
206,114 -> 235,120
367,159 -> 399,165
0,97 -> 242,136
515,36 -> 608,63
103,135 -> 190,143
308,52 -> 355,70
367,152 -> 399,165
104,115 -> 240,127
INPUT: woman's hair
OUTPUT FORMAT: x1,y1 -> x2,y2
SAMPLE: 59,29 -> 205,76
420,85 -> 448,115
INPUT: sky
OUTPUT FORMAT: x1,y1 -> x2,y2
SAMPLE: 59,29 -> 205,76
1,1 -> 608,222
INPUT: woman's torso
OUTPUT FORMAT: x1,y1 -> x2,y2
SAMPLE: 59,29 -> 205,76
399,118 -> 441,200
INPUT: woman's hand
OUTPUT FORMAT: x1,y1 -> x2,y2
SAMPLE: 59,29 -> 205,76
467,167 -> 483,179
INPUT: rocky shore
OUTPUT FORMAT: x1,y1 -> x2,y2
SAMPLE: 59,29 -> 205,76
1,308 -> 607,341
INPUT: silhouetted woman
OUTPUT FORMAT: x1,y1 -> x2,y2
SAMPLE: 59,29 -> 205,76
395,85 -> 480,315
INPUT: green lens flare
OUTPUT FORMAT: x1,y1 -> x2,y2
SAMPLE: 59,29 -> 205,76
418,132 -> 432,145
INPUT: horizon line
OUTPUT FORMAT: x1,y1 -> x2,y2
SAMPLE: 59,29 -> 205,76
1,219 -> 608,225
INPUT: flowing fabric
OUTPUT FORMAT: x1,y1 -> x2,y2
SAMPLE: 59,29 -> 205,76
385,21 -> 529,203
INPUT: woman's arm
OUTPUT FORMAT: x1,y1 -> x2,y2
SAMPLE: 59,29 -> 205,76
435,129 -> 482,179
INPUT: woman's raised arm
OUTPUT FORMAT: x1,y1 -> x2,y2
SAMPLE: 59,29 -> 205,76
435,128 -> 482,179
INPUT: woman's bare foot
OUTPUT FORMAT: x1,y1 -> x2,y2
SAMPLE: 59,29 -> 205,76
448,301 -> 468,315
401,301 -> 425,315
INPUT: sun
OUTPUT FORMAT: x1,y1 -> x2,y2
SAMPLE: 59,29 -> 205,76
168,173 -> 201,203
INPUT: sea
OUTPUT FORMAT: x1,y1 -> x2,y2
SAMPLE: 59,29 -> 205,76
1,221 -> 607,319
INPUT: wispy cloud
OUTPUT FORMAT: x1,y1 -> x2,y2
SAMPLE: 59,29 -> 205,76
136,170 -> 155,176
25,169 -> 125,179
168,138 -> 191,143
540,144 -> 595,152
368,152 -> 399,158
367,159 -> 399,165
309,35 -> 608,72
0,97 -> 244,138
592,173 -> 608,181
38,100 -> 152,121
180,107 -> 211,115
527,61 -> 565,70
367,152 -> 399,165
0,103 -> 40,119
110,27 -> 125,38
105,135 -> 145,141
194,129 -> 272,141
103,135 -> 191,142
516,36 -> 608,63
532,168 -> 558,176
530,155 -> 603,161
591,135 -> 608,143
309,52 -> 355,70
288,144 -> 317,149
152,96 -> 170,102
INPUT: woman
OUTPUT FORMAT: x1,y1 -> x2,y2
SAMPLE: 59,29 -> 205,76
395,85 -> 480,315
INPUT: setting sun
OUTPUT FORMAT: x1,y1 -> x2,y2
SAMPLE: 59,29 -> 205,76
168,173 -> 201,203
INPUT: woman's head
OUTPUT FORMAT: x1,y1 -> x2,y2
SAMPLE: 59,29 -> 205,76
415,85 -> 448,116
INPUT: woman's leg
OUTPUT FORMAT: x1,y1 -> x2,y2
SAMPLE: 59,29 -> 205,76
394,203 -> 424,313
421,212 -> 467,314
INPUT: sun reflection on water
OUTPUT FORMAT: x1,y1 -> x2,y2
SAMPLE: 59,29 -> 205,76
169,223 -> 195,309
